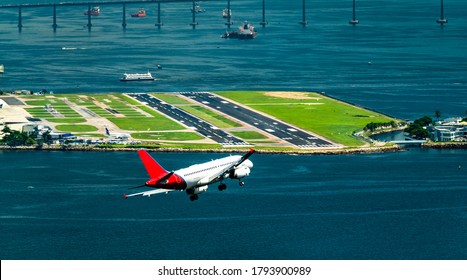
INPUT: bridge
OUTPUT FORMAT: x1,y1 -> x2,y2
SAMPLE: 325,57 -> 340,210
0,0 -> 308,31
0,0 -> 226,31
391,140 -> 427,147
0,0 -> 448,32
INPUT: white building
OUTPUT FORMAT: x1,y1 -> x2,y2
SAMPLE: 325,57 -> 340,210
429,125 -> 467,142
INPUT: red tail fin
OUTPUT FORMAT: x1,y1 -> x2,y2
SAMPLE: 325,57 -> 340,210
138,150 -> 169,179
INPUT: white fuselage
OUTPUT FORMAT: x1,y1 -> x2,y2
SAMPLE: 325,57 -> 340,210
175,155 -> 253,189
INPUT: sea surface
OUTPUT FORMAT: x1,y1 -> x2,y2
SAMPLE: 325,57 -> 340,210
1,0 -> 467,260
1,149 -> 466,260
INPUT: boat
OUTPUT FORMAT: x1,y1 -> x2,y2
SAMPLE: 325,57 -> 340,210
0,64 -> 4,74
191,4 -> 205,13
120,72 -> 154,81
238,21 -> 257,39
221,21 -> 257,39
131,8 -> 146,17
84,6 -> 100,16
222,8 -> 231,19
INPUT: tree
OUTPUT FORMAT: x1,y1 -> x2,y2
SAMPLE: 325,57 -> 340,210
1,125 -> 11,134
414,116 -> 433,127
404,116 -> 432,140
41,131 -> 53,145
1,127 -> 37,146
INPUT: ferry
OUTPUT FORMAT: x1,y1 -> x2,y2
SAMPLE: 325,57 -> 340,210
222,21 -> 257,39
222,8 -> 231,19
84,6 -> 100,16
120,72 -> 154,81
131,8 -> 146,17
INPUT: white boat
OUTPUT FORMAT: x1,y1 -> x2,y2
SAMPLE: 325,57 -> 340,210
0,64 -> 4,74
222,8 -> 231,18
120,72 -> 154,81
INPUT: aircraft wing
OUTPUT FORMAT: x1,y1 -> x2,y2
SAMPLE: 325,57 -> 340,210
200,148 -> 255,185
124,188 -> 176,198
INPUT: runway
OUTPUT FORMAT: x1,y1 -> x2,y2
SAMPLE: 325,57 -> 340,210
127,93 -> 250,147
177,92 -> 340,149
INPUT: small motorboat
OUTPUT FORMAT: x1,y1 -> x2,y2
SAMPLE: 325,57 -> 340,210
84,6 -> 100,16
222,8 -> 231,19
191,3 -> 205,13
131,8 -> 146,17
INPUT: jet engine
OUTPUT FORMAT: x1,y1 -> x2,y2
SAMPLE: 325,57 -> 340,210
229,167 -> 250,179
186,186 -> 208,195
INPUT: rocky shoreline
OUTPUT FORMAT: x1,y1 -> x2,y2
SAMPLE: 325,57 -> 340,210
0,144 -> 405,155
422,142 -> 467,149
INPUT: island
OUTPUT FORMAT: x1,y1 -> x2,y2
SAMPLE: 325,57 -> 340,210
1,90 -> 409,154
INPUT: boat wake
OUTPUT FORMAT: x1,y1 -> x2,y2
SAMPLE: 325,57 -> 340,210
61,47 -> 87,51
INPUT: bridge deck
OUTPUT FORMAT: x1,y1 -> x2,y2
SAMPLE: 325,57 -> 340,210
0,0 -> 217,9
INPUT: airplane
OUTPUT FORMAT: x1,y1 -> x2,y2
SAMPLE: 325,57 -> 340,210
124,148 -> 255,201
105,127 -> 130,139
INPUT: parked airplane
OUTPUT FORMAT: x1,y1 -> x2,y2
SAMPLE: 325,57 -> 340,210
105,127 -> 130,139
124,149 -> 255,201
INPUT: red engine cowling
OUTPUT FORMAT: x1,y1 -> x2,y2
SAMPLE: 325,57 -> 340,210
229,167 -> 250,179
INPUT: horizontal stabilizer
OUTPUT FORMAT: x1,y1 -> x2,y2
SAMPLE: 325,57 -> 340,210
124,188 -> 175,198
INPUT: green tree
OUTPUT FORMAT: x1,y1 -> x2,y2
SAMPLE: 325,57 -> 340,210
1,125 -> 11,134
41,131 -> 53,145
1,128 -> 37,146
404,116 -> 432,140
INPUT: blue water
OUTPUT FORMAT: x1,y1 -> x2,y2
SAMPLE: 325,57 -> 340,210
1,0 -> 467,119
1,0 -> 467,259
0,149 -> 466,260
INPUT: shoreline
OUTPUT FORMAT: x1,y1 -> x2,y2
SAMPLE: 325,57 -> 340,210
0,144 -> 405,155
422,142 -> 467,149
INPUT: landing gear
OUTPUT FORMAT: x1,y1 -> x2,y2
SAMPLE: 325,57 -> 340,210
218,183 -> 227,191
189,194 -> 199,201
239,181 -> 245,186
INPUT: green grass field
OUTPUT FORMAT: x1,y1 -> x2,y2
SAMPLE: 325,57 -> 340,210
55,124 -> 98,132
150,93 -> 193,105
230,131 -> 268,140
131,132 -> 204,141
108,116 -> 185,131
46,118 -> 87,123
180,106 -> 242,129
